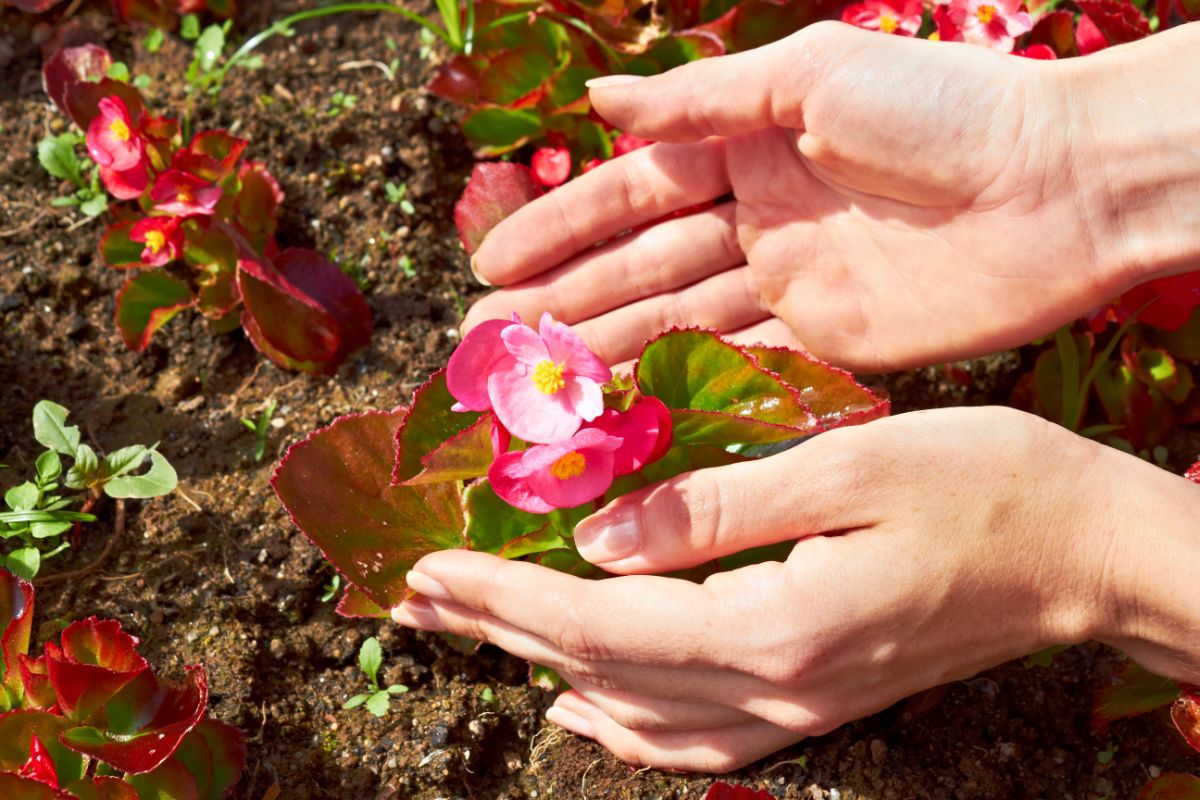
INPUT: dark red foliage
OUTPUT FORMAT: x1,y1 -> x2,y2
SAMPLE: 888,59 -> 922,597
454,163 -> 544,254
705,782 -> 777,800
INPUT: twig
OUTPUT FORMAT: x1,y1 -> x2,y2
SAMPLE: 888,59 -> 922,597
37,499 -> 125,586
0,209 -> 50,239
338,59 -> 395,80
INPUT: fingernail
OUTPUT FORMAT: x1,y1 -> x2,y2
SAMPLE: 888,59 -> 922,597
404,570 -> 453,602
391,599 -> 446,632
546,706 -> 596,738
574,507 -> 641,564
585,74 -> 644,89
469,253 -> 492,286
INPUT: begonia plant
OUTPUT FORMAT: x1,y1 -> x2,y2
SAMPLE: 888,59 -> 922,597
41,44 -> 372,375
0,568 -> 246,798
3,0 -> 232,25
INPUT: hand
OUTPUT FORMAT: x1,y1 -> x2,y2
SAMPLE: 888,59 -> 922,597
464,23 -> 1200,372
392,407 -> 1200,771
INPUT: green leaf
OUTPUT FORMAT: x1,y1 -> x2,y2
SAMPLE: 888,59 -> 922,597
37,133 -> 84,187
1093,660 -> 1180,726
359,637 -> 383,685
386,684 -> 408,695
180,13 -> 201,40
32,400 -> 81,456
115,272 -> 193,352
35,450 -> 61,484
498,526 -> 567,560
106,61 -> 130,82
478,47 -> 555,106
30,519 -> 73,539
103,450 -> 177,498
392,370 -> 481,484
79,193 -> 108,218
1137,773 -> 1200,799
144,27 -> 165,52
462,480 -> 546,554
343,694 -> 368,710
462,108 -> 542,155
65,443 -> 99,490
4,482 -> 38,512
100,444 -> 149,480
194,25 -> 226,73
404,414 -> 498,485
5,548 -> 40,580
365,691 -> 390,717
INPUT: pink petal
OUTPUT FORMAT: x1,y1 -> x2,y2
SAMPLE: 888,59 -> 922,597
564,376 -> 604,422
490,415 -> 512,458
500,323 -> 551,366
446,319 -> 513,411
488,368 -> 582,443
489,451 -> 556,514
587,397 -> 673,476
539,312 -> 611,383
99,160 -> 149,200
527,448 -> 616,509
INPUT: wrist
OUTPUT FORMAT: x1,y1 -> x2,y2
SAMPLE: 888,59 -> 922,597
1060,23 -> 1200,293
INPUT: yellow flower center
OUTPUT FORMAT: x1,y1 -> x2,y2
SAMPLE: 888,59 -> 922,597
975,4 -> 997,23
928,31 -> 941,40
879,13 -> 898,33
144,230 -> 166,254
550,452 -> 586,481
531,360 -> 566,395
108,118 -> 131,142
176,187 -> 193,204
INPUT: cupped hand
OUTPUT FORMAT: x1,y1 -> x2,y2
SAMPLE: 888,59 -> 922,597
390,407 -> 1167,772
464,22 -> 1134,372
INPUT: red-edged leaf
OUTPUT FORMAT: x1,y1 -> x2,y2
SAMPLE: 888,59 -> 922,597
0,569 -> 34,699
746,345 -> 888,430
335,585 -> 389,619
461,480 -> 548,555
99,220 -> 145,270
1093,660 -> 1180,728
233,161 -> 283,244
0,773 -> 74,800
427,56 -> 481,104
19,736 -> 58,788
44,618 -> 148,722
391,370 -> 481,485
134,719 -> 245,800
123,757 -> 199,799
462,108 -> 544,158
1075,0 -> 1151,44
406,414 -> 501,486
272,410 -> 467,610
181,221 -> 240,317
0,711 -> 83,786
61,665 -> 207,774
42,45 -> 111,122
454,162 -> 543,253
18,656 -> 56,710
1172,687 -> 1200,754
705,782 -> 777,800
1138,774 -> 1200,800
239,248 -> 372,375
114,272 -> 194,352
170,130 -> 247,183
478,47 -> 556,107
61,777 -> 140,800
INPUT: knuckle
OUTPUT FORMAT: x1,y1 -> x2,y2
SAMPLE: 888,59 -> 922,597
665,472 -> 726,554
619,159 -> 656,218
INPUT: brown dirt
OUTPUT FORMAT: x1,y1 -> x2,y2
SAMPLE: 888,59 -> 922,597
0,2 -> 1197,798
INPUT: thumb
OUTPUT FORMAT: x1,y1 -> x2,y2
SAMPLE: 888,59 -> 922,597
573,424 -> 881,574
585,21 -> 844,143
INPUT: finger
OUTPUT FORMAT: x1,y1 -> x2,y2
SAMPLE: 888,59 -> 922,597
472,139 -> 730,285
570,265 -> 767,366
393,595 -> 770,705
546,691 -> 803,773
573,423 -> 883,572
586,23 -> 852,142
608,317 -> 807,376
559,677 -> 756,731
463,203 -> 743,334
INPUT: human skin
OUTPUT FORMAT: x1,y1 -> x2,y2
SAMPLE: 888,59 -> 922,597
390,23 -> 1200,772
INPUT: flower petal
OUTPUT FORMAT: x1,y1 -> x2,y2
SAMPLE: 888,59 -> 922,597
526,448 -> 616,509
489,451 -> 556,514
446,319 -> 513,411
565,376 -> 604,422
489,369 -> 582,443
500,323 -> 551,366
539,312 -> 611,383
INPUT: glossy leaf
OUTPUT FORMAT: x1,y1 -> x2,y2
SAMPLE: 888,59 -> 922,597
405,415 -> 501,485
478,48 -> 556,106
1093,660 -> 1180,727
335,585 -> 389,620
0,773 -> 74,800
462,481 -> 547,554
746,346 -> 888,429
454,162 -> 543,254
45,619 -> 148,722
62,777 -> 140,800
128,720 -> 246,800
272,410 -> 467,610
1,567 -> 35,699
462,108 -> 544,156
1172,687 -> 1200,754
1138,774 -> 1200,800
391,371 -> 481,485
114,273 -> 194,352
0,711 -> 82,786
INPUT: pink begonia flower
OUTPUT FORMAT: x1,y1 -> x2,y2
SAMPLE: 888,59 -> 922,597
446,312 -> 612,444
841,0 -> 923,36
583,396 -> 673,476
930,4 -> 961,40
130,217 -> 182,267
99,160 -> 150,200
149,169 -> 223,216
86,96 -> 144,172
946,0 -> 1033,52
490,428 -> 623,513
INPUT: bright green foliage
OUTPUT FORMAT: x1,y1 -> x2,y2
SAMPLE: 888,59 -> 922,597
240,400 -> 277,462
385,182 -> 416,214
37,132 -> 108,218
0,401 -> 178,579
343,637 -> 409,717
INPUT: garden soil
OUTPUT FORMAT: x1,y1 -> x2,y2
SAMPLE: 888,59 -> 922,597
1,2 -> 1198,798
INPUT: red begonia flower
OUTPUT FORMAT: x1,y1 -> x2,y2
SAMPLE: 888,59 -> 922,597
841,0 -> 923,35
149,169 -> 222,217
86,96 -> 144,172
130,217 -> 182,267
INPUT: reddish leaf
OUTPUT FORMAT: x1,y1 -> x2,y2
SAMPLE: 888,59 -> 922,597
428,57 -> 481,104
239,248 -> 372,375
272,410 -> 467,610
1093,660 -> 1180,729
478,47 -> 556,107
42,45 -> 111,122
19,736 -> 58,788
391,370 -> 481,485
233,161 -> 283,244
0,711 -> 82,785
706,782 -> 777,800
123,757 -> 199,800
44,618 -> 148,722
1026,10 -> 1078,57
406,414 -> 503,486
181,221 -> 240,317
0,569 -> 34,700
61,777 -> 140,800
61,665 -> 208,774
746,345 -> 888,430
170,130 -> 247,184
1076,0 -> 1151,44
114,272 -> 193,352
10,0 -> 68,10
1172,687 -> 1200,754
1076,13 -> 1109,54
335,585 -> 389,620
132,719 -> 246,800
141,115 -> 182,173
1138,774 -> 1200,800
18,656 -> 56,710
0,773 -> 74,800
454,162 -> 543,254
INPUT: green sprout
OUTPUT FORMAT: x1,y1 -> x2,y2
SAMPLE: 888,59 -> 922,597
240,399 -> 277,463
385,181 -> 416,214
328,90 -> 359,117
320,572 -> 342,603
343,637 -> 408,717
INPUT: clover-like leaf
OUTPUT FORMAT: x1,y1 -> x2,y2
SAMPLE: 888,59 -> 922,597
272,410 -> 467,610
391,370 -> 481,485
0,569 -> 35,699
1093,660 -> 1180,728
115,273 -> 194,352
453,162 -> 543,254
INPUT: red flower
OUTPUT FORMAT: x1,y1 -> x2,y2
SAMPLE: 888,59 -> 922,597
531,147 -> 572,188
130,217 -> 182,267
945,0 -> 1033,51
613,132 -> 653,156
841,0 -> 923,35
931,4 -> 961,39
86,95 -> 144,172
1014,43 -> 1058,58
149,169 -> 222,216
99,160 -> 150,201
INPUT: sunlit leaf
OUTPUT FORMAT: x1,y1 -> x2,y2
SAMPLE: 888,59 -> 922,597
114,273 -> 194,352
453,162 -> 543,253
1093,660 -> 1180,728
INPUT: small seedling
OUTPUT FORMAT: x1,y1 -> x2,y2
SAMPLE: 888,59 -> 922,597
240,399 -> 277,463
328,90 -> 358,117
479,686 -> 498,706
0,401 -> 177,579
344,637 -> 408,717
143,27 -> 166,53
1097,741 -> 1118,764
399,255 -> 417,279
385,181 -> 416,214
38,132 -> 109,218
320,572 -> 341,603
